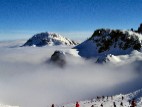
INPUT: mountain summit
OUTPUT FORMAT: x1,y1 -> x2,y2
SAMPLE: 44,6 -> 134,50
74,29 -> 142,58
22,32 -> 78,47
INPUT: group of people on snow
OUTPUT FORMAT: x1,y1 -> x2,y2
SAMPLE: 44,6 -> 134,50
51,96 -> 137,107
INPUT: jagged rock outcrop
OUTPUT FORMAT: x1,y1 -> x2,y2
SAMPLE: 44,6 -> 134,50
74,29 -> 142,58
50,50 -> 66,67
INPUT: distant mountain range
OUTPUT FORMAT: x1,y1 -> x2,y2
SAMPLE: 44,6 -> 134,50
22,32 -> 78,47
21,28 -> 142,63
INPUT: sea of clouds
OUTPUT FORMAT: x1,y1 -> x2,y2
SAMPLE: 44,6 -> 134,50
0,41 -> 142,107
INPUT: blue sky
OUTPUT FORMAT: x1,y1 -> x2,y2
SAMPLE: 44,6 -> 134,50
0,0 -> 142,40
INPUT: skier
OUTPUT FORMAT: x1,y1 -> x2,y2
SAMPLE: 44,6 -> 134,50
97,96 -> 100,101
113,102 -> 116,107
131,99 -> 136,107
91,105 -> 94,107
122,96 -> 124,100
51,104 -> 54,107
76,102 -> 80,107
102,96 -> 105,100
100,103 -> 103,107
120,102 -> 123,106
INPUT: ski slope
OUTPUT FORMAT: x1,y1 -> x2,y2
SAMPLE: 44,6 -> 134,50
61,89 -> 142,107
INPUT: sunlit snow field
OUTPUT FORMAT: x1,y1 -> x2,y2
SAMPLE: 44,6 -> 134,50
0,40 -> 142,107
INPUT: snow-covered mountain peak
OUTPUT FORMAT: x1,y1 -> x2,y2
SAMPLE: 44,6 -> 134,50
75,29 -> 142,58
22,32 -> 78,47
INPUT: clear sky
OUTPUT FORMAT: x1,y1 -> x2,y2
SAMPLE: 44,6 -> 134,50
0,0 -> 142,41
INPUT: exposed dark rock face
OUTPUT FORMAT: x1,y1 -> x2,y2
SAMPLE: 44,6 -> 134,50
89,29 -> 142,53
50,51 -> 66,67
74,29 -> 142,60
96,56 -> 110,63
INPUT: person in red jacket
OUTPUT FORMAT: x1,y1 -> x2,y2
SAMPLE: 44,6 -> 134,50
76,102 -> 80,107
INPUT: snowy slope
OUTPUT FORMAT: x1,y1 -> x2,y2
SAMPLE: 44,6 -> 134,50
0,104 -> 19,107
1,89 -> 141,107
75,29 -> 142,58
22,32 -> 78,47
61,89 -> 142,107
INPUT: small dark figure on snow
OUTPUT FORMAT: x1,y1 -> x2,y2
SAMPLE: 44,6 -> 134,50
97,96 -> 100,101
131,99 -> 136,107
120,102 -> 123,106
91,105 -> 94,107
122,96 -> 124,100
76,102 -> 80,107
113,102 -> 116,107
100,103 -> 103,107
102,96 -> 105,99
51,104 -> 54,107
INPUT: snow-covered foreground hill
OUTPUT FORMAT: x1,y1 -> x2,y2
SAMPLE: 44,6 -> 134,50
0,89 -> 142,107
62,89 -> 142,107
0,40 -> 142,107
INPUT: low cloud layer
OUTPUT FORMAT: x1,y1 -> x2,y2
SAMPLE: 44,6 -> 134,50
0,45 -> 142,107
